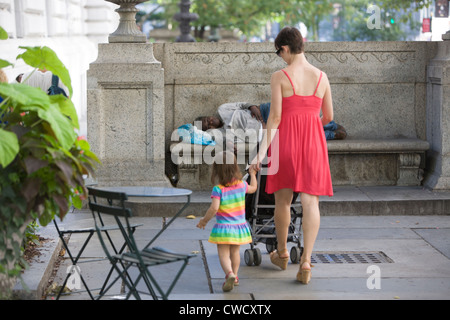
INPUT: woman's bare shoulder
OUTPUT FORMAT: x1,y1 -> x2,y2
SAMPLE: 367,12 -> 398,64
320,70 -> 330,84
271,69 -> 286,81
272,69 -> 286,77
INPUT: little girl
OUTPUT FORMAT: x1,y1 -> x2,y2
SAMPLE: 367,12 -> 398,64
197,151 -> 257,292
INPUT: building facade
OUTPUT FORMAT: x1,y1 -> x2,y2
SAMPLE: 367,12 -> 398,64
0,0 -> 119,135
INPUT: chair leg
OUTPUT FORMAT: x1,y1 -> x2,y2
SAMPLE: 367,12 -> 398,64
97,261 -> 142,300
139,268 -> 159,299
54,228 -> 96,300
134,265 -> 176,300
123,266 -> 159,300
99,227 -> 139,295
164,259 -> 190,299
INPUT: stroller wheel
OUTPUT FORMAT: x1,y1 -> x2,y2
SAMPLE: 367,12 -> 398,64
253,248 -> 262,266
290,246 -> 303,264
265,239 -> 277,254
244,248 -> 262,266
244,249 -> 254,266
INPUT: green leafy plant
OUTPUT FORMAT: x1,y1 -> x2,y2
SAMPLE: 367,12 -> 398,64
0,26 -> 99,281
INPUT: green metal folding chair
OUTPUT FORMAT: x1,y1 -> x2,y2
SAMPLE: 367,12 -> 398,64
53,191 -> 142,299
87,187 -> 195,300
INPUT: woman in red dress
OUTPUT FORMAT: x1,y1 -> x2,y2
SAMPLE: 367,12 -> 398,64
250,27 -> 334,284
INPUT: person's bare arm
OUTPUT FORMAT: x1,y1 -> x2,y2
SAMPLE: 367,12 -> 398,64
320,73 -> 333,126
246,167 -> 258,194
196,197 -> 220,229
250,71 -> 283,171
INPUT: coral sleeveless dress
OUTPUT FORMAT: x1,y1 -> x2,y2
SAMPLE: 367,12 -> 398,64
265,70 -> 333,197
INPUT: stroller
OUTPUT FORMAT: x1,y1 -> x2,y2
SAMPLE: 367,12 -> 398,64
244,169 -> 303,266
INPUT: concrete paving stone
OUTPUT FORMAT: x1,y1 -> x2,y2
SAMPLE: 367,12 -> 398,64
168,293 -> 253,300
317,227 -> 420,240
14,201 -> 450,300
413,228 -> 450,259
320,215 -> 450,228
252,278 -> 450,300
130,240 -> 210,296
49,258 -> 122,300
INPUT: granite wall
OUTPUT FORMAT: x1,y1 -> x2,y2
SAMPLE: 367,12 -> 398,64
146,41 -> 447,190
152,41 -> 438,146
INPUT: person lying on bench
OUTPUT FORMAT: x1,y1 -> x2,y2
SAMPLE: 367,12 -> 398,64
196,102 -> 347,141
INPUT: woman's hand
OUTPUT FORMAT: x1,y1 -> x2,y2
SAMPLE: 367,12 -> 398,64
249,158 -> 261,174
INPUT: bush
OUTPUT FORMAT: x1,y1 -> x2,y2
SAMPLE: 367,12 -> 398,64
0,26 -> 99,281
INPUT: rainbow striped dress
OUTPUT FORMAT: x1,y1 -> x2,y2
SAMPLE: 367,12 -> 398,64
208,180 -> 252,245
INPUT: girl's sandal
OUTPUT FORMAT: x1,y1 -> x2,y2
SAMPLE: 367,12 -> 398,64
296,261 -> 313,284
222,272 -> 236,292
270,249 -> 289,270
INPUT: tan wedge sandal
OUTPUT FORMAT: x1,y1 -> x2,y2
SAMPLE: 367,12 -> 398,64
296,261 -> 313,284
270,249 -> 289,270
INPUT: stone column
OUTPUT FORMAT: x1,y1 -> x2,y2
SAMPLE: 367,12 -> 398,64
87,1 -> 170,187
424,31 -> 450,190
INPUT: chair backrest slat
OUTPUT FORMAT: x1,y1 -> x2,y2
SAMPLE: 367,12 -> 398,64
87,187 -> 128,202
88,202 -> 132,218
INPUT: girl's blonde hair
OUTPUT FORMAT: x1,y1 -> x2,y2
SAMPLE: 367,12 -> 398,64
211,151 -> 242,186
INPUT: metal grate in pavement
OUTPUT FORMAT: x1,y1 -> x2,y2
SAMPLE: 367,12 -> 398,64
311,251 -> 393,264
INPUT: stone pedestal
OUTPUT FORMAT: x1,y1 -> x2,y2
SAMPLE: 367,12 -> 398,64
424,31 -> 450,190
87,43 -> 170,187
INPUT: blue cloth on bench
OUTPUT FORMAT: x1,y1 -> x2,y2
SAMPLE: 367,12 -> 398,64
178,123 -> 216,146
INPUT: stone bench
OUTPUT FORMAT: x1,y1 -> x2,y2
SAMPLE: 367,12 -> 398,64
327,139 -> 429,186
170,138 -> 429,191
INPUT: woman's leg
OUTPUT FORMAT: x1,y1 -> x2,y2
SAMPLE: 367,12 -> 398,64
300,193 -> 320,268
273,188 -> 294,257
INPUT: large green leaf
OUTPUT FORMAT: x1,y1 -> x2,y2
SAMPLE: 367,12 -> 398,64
0,26 -> 8,40
0,58 -> 13,69
49,95 -> 79,129
0,129 -> 19,167
22,103 -> 77,150
39,104 -> 77,150
16,46 -> 73,97
0,83 -> 50,108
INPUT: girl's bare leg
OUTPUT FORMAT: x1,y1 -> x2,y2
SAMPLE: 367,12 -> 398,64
230,244 -> 240,276
217,244 -> 233,275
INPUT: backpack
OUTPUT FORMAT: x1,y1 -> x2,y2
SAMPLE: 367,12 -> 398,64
47,74 -> 67,97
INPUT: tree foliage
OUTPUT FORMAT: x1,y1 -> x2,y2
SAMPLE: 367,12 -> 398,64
331,0 -> 424,41
142,0 -> 432,40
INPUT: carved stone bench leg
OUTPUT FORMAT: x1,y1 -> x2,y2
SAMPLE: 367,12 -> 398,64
398,153 -> 424,186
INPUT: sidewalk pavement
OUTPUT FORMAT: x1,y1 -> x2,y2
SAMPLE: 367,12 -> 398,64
19,204 -> 450,301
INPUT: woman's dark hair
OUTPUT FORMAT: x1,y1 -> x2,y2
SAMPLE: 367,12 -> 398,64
275,27 -> 304,54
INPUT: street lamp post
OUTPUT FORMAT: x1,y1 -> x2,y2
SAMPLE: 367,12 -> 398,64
173,0 -> 198,42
